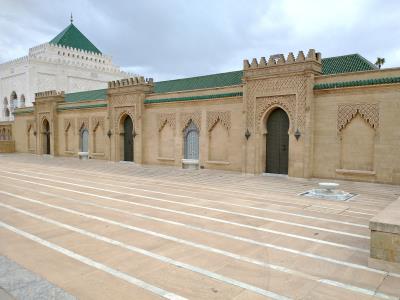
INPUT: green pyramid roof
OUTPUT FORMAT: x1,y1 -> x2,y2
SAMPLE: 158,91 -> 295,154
50,23 -> 101,54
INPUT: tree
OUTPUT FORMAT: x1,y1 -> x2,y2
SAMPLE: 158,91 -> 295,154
375,57 -> 385,69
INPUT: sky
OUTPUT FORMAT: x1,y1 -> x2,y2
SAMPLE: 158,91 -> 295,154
1,0 -> 399,81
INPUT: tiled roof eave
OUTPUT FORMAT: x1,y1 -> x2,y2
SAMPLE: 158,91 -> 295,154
314,76 -> 400,90
152,83 -> 243,96
144,92 -> 243,105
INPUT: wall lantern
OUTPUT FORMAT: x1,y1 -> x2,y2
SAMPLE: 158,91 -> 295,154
294,129 -> 301,141
107,129 -> 112,138
245,129 -> 251,140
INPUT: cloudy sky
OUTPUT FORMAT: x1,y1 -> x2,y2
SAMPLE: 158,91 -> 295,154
1,0 -> 399,80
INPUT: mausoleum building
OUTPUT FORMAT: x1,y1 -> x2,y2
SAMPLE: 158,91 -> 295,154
2,24 -> 400,184
0,21 -> 128,121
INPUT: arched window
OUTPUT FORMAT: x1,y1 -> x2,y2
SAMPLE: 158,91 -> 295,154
5,108 -> 10,118
10,91 -> 17,109
3,97 -> 8,106
184,121 -> 199,160
80,128 -> 89,152
20,94 -> 25,107
10,91 -> 17,101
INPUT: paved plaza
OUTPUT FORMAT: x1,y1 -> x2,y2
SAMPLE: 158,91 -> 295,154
0,154 -> 400,299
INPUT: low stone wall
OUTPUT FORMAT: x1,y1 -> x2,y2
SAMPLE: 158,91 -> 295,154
369,197 -> 400,273
0,141 -> 15,153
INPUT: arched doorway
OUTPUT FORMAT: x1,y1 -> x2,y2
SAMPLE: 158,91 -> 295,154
80,129 -> 89,152
266,108 -> 289,174
123,116 -> 134,161
43,119 -> 50,155
184,121 -> 199,160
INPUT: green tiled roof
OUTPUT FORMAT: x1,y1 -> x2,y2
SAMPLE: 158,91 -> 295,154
321,54 -> 376,75
152,54 -> 375,94
50,23 -> 101,54
145,92 -> 243,104
154,70 -> 243,94
64,89 -> 107,102
59,54 -> 378,102
314,76 -> 400,90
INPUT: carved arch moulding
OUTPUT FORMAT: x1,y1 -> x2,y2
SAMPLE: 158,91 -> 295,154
92,117 -> 105,131
77,117 -> 89,131
63,118 -> 74,132
337,103 -> 379,131
39,113 -> 50,126
158,113 -> 176,131
114,106 -> 136,130
26,120 -> 36,133
245,75 -> 307,130
180,111 -> 201,132
255,95 -> 296,133
207,111 -> 231,132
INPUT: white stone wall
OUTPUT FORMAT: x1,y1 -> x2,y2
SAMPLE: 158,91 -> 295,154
0,43 -> 131,121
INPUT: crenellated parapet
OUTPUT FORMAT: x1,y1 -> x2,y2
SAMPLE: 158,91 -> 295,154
243,49 -> 322,77
108,77 -> 154,89
0,55 -> 29,68
35,90 -> 65,99
25,43 -> 129,75
0,42 -> 130,76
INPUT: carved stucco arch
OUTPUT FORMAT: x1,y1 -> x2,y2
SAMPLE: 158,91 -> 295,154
77,117 -> 89,132
92,117 -> 105,132
63,119 -> 74,133
180,112 -> 201,132
158,113 -> 176,132
26,120 -> 36,134
207,111 -> 231,133
337,103 -> 379,132
117,111 -> 135,133
39,114 -> 50,132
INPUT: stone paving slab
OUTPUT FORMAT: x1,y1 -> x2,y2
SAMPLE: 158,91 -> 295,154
0,256 -> 75,300
0,154 -> 400,299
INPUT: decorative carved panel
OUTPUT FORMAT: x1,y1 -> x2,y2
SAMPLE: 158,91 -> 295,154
180,111 -> 201,132
110,94 -> 137,107
245,75 -> 307,131
338,103 -> 379,131
255,95 -> 296,133
158,113 -> 176,131
26,119 -> 36,132
114,106 -> 136,131
77,117 -> 89,131
92,117 -> 105,130
63,118 -> 74,132
207,111 -> 231,132
38,113 -> 50,127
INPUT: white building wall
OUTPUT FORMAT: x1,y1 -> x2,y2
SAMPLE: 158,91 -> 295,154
0,43 -> 130,121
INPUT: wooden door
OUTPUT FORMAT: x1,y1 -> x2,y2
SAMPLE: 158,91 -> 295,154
266,108 -> 289,174
123,117 -> 134,161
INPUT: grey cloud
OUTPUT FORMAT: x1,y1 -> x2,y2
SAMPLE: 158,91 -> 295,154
1,0 -> 399,81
